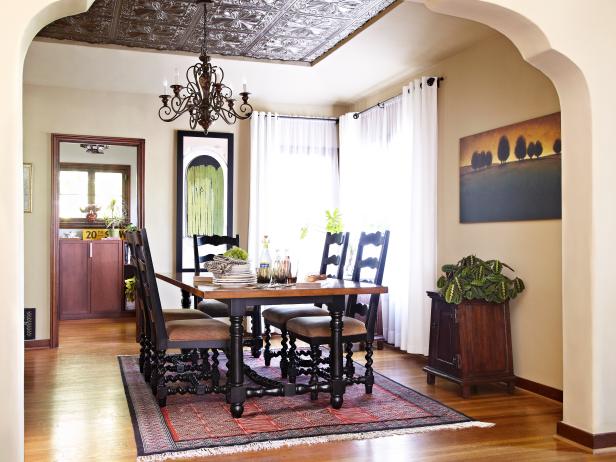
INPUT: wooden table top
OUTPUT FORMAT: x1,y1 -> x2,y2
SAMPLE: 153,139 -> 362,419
155,272 -> 388,300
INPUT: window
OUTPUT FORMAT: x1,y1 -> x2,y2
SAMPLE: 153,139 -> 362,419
59,163 -> 130,228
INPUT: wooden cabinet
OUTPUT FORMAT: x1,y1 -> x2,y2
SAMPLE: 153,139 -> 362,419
59,239 -> 125,319
423,291 -> 515,398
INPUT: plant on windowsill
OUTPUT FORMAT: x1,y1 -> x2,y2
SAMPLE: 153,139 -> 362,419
325,208 -> 343,234
104,198 -> 124,238
436,255 -> 525,304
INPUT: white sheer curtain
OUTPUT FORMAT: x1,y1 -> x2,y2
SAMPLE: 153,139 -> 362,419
339,77 -> 438,355
249,112 -> 339,273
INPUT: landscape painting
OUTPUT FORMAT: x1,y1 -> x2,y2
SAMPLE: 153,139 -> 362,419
459,112 -> 561,223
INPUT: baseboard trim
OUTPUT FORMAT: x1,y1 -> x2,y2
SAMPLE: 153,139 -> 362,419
25,339 -> 51,349
557,421 -> 616,450
515,376 -> 563,402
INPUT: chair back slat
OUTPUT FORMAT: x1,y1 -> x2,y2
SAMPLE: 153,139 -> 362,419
126,229 -> 169,348
193,234 -> 240,273
346,230 -> 390,341
319,232 -> 350,280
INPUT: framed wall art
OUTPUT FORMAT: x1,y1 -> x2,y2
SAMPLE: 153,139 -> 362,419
176,131 -> 234,272
459,112 -> 561,223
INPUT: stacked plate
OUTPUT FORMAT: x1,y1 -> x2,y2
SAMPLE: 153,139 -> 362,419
213,263 -> 257,288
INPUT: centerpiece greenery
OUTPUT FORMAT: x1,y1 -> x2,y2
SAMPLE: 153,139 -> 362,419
125,277 -> 136,303
436,255 -> 525,304
223,246 -> 248,261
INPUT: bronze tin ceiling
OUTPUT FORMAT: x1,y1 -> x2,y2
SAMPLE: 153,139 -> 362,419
37,0 -> 399,64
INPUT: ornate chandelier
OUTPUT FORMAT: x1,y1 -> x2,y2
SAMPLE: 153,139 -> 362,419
157,0 -> 253,133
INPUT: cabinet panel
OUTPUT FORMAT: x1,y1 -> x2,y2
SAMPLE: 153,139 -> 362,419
90,240 -> 124,313
59,240 -> 89,318
427,297 -> 459,377
458,302 -> 512,377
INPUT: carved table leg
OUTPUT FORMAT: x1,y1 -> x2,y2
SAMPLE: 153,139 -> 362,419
329,296 -> 346,409
181,289 -> 191,309
227,310 -> 245,418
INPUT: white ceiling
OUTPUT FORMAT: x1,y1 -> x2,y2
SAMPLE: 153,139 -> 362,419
24,1 -> 496,108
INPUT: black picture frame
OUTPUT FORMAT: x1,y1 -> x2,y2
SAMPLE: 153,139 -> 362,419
176,130 -> 234,272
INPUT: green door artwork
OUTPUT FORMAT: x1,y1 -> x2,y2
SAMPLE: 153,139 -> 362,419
186,162 -> 224,236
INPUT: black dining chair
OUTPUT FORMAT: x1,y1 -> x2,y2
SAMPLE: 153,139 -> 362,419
128,229 -> 230,407
126,232 -> 210,382
286,230 -> 389,399
262,232 -> 349,378
193,233 -> 263,358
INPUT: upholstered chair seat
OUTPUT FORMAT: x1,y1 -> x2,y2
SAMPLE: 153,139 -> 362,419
162,308 -> 210,322
197,299 -> 256,317
286,316 -> 367,338
165,318 -> 231,342
262,306 -> 327,325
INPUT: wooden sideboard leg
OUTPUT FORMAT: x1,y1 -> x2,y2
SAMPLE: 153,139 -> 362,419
507,381 -> 516,394
426,372 -> 436,385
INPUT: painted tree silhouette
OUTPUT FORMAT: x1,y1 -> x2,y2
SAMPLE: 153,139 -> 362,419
514,135 -> 527,161
527,141 -> 536,159
485,150 -> 493,167
535,140 -> 544,158
497,135 -> 510,164
553,138 -> 562,154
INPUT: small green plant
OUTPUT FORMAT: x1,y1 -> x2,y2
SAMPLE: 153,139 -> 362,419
299,226 -> 309,240
124,223 -> 138,232
125,277 -> 136,302
325,208 -> 343,234
104,198 -> 124,230
437,255 -> 525,304
223,246 -> 249,261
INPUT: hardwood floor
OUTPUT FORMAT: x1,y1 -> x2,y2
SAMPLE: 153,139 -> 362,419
25,319 -> 614,461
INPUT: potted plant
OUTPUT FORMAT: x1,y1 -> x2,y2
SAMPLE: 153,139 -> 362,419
436,255 -> 525,304
425,255 -> 525,398
325,208 -> 343,234
104,198 -> 124,238
125,276 -> 136,310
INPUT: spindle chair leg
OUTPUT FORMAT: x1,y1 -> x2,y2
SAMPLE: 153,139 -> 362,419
201,348 -> 210,374
211,349 -> 220,389
364,341 -> 374,394
250,306 -> 262,358
345,341 -> 355,380
263,321 -> 273,366
288,335 -> 298,383
280,328 -> 289,378
310,345 -> 321,400
156,349 -> 167,407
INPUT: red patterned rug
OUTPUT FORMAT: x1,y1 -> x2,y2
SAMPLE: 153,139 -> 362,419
119,352 -> 492,461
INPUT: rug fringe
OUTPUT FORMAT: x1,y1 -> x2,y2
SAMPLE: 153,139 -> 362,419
136,421 -> 494,461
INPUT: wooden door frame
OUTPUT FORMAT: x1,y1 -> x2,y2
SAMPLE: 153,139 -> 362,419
50,134 -> 145,348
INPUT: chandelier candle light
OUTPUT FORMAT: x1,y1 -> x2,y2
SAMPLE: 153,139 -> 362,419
157,0 -> 253,133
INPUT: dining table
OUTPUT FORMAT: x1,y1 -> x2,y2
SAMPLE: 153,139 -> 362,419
155,271 -> 388,418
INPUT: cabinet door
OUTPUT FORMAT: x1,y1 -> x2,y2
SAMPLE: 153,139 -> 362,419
428,299 -> 460,377
59,240 -> 90,319
89,240 -> 124,314
457,301 -> 514,378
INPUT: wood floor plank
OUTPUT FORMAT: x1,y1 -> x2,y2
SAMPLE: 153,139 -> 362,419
24,319 -> 615,461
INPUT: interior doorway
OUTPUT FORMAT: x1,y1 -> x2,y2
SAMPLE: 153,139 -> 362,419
50,133 -> 145,347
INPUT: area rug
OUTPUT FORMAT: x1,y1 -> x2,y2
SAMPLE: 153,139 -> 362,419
119,352 -> 492,461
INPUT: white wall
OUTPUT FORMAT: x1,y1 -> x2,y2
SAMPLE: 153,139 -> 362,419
352,35 -> 563,389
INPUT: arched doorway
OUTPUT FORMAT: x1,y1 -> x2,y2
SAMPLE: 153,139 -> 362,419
4,1 -> 614,459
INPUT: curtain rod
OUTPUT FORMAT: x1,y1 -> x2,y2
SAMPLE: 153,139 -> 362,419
352,76 -> 444,119
277,114 -> 339,123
